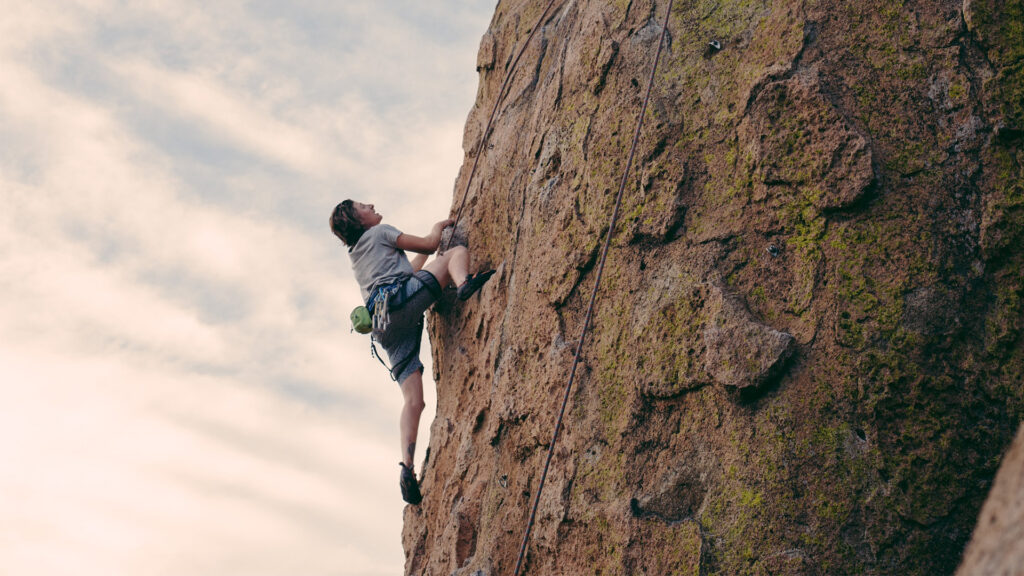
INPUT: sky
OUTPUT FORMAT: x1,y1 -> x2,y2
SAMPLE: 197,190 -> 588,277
0,1 -> 496,574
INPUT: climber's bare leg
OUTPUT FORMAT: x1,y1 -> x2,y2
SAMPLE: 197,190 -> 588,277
399,369 -> 426,468
423,245 -> 468,289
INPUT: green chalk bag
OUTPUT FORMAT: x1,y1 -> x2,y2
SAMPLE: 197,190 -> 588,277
350,306 -> 372,334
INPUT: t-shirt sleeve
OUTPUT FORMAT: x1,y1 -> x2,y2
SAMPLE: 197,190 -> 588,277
375,224 -> 403,247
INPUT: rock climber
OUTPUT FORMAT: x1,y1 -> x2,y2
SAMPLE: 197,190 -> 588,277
329,200 -> 494,505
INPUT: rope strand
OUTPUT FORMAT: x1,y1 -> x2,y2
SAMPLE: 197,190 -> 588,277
441,0 -> 561,253
510,1 -> 675,574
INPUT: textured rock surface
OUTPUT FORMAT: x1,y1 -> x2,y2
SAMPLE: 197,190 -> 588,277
703,283 -> 796,397
404,0 -> 1024,574
957,425 -> 1024,576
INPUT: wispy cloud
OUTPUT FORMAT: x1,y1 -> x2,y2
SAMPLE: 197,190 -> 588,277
111,58 -> 355,175
0,0 -> 494,573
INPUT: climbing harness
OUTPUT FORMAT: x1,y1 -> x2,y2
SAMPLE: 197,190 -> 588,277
350,282 -> 400,335
440,0 -> 561,254
351,281 -> 419,381
370,336 -> 422,383
511,1 -> 676,574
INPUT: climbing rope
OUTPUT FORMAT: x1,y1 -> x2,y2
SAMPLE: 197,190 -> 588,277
440,0 -> 562,254
511,1 -> 675,574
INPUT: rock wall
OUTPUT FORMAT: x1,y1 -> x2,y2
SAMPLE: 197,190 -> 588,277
404,0 -> 1024,574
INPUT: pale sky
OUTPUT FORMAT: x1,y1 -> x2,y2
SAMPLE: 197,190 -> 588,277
0,1 -> 495,574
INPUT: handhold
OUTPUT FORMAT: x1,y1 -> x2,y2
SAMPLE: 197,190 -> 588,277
767,244 -> 781,257
702,285 -> 795,399
708,40 -> 722,51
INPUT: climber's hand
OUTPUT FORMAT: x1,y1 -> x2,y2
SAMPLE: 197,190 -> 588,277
427,219 -> 454,247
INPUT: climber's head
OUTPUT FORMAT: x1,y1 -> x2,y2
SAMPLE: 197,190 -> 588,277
330,200 -> 381,246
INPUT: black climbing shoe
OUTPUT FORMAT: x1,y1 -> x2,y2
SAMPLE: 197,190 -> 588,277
399,463 -> 422,505
457,269 -> 496,301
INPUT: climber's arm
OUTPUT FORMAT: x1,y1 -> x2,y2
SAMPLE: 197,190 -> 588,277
409,252 -> 429,272
395,233 -> 436,254
395,219 -> 454,254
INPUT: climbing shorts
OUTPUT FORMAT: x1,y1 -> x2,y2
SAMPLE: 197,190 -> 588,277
375,270 -> 443,384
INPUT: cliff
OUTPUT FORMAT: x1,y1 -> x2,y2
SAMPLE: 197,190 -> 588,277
405,0 -> 1024,574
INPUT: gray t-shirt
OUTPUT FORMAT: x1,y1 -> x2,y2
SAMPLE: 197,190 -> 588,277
349,223 -> 414,301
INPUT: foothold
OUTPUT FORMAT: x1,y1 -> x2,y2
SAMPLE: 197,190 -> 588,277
767,244 -> 781,257
499,474 -> 508,488
709,40 -> 721,51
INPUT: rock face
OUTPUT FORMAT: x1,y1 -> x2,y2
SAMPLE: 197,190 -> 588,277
405,0 -> 1024,574
957,425 -> 1024,576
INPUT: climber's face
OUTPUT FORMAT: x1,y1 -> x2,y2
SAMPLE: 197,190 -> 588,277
353,202 -> 382,228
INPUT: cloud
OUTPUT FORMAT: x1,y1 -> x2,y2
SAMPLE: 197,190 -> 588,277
111,58 -> 359,176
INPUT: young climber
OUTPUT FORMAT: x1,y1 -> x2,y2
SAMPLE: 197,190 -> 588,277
330,200 -> 494,505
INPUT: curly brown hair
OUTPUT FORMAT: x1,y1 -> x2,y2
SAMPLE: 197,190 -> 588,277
329,200 -> 366,246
